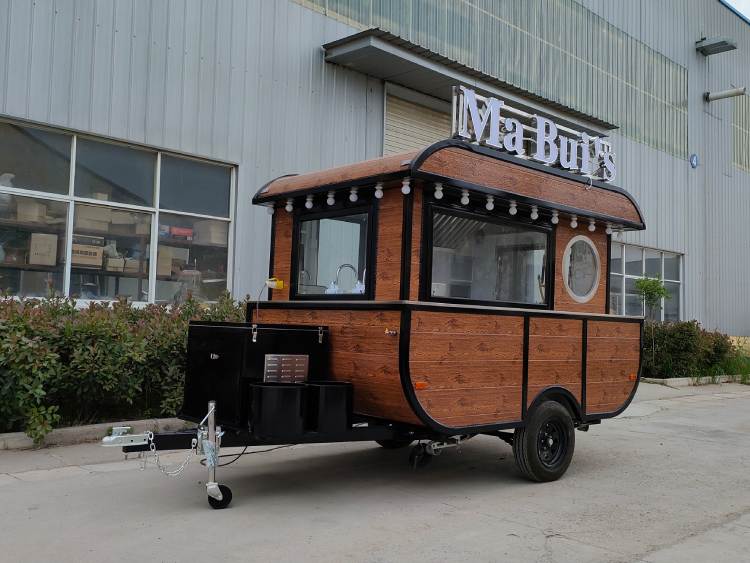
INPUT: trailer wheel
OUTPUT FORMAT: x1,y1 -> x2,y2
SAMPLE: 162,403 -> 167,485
208,485 -> 233,509
513,401 -> 575,482
375,438 -> 414,450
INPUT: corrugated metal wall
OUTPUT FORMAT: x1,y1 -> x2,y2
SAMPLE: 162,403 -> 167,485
296,0 -> 689,157
0,0 -> 381,298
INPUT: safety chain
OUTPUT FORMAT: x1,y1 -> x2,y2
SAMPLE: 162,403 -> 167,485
139,431 -> 197,477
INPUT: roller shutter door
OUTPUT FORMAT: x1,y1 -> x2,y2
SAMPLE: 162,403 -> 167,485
383,95 -> 452,155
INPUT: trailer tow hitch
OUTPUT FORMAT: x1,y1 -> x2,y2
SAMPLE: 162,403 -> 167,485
101,401 -> 233,509
409,435 -> 472,468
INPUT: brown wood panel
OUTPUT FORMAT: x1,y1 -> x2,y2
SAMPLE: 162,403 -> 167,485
270,211 -> 292,300
412,311 -> 524,335
257,308 -> 420,425
409,188 -> 423,300
554,224 -> 609,313
415,387 -> 522,420
585,381 -> 636,414
410,360 -> 523,389
375,188 -> 404,300
527,318 -> 583,405
585,320 -> 641,415
409,311 -> 524,427
417,147 -> 642,225
410,334 -> 524,361
258,151 -> 417,199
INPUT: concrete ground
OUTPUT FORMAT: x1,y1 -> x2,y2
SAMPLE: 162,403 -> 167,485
1,383 -> 750,563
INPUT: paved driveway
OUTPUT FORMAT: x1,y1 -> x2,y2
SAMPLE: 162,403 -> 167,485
2,383 -> 750,562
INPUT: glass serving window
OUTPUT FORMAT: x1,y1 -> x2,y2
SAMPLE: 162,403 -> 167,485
69,204 -> 152,301
430,210 -> 548,306
0,194 -> 68,297
295,211 -> 369,296
155,213 -> 229,303
0,122 -> 71,195
563,236 -> 600,303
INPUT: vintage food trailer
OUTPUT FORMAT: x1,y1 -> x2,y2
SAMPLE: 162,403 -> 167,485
105,135 -> 644,509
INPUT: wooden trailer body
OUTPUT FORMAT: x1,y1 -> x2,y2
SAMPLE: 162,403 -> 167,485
252,140 -> 644,436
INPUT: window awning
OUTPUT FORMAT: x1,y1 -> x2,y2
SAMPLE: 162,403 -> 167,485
323,29 -> 617,134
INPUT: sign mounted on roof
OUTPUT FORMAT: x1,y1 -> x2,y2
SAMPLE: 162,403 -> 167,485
451,85 -> 616,182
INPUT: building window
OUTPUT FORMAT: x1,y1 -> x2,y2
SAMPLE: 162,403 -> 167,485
294,209 -> 370,297
429,207 -> 549,306
0,119 -> 234,303
609,242 -> 681,321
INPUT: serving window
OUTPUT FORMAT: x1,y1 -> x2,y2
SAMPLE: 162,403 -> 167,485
292,207 -> 373,299
426,206 -> 551,308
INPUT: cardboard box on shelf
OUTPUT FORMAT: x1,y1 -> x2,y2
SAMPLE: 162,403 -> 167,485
111,211 -> 136,225
16,200 -> 47,223
92,192 -> 110,201
72,244 -> 103,268
169,226 -> 193,240
77,205 -> 112,223
72,234 -> 105,246
135,222 -> 150,235
29,233 -> 58,266
157,251 -> 173,277
106,257 -> 125,272
193,220 -> 228,245
75,218 -> 110,232
123,258 -> 141,273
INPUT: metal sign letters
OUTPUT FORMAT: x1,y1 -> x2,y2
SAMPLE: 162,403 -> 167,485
451,85 -> 617,182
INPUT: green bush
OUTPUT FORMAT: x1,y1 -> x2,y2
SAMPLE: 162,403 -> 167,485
0,293 -> 245,443
642,320 -> 749,379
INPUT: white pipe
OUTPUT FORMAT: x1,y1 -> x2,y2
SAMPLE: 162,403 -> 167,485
704,87 -> 746,102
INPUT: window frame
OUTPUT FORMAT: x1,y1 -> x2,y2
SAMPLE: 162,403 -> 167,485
561,235 -> 601,304
609,242 -> 682,321
421,202 -> 554,310
289,199 -> 378,301
0,117 -> 236,305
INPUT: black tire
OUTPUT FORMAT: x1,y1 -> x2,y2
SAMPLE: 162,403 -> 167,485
513,401 -> 575,482
208,484 -> 233,509
375,438 -> 414,450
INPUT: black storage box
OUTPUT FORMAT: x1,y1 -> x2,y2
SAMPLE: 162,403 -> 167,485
306,381 -> 353,434
181,322 -> 329,429
251,382 -> 306,439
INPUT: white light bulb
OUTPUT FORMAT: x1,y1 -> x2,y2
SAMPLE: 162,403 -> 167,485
267,206 -> 275,216
305,195 -> 313,209
551,210 -> 559,224
460,189 -> 470,205
374,182 -> 383,199
588,219 -> 596,232
509,200 -> 517,216
570,215 -> 578,229
401,177 -> 411,195
605,223 -> 613,235
434,182 -> 443,200
285,198 -> 294,213
485,195 -> 495,211
326,191 -> 335,206
349,187 -> 358,202
530,205 -> 539,221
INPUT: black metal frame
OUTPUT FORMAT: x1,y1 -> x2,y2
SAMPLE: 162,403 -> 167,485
418,201 -> 554,310
250,299 -> 643,437
288,198 -> 379,301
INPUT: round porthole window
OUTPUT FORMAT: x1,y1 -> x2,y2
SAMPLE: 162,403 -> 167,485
562,235 -> 600,303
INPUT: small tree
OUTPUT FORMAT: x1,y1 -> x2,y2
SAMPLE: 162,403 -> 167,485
636,277 -> 670,363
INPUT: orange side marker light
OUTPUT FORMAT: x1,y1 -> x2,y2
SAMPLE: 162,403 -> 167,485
414,381 -> 429,390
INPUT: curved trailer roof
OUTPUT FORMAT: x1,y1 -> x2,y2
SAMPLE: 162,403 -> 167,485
254,140 -> 645,231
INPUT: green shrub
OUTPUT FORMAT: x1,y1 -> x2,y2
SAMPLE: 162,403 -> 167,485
642,320 -> 746,380
0,293 -> 245,443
